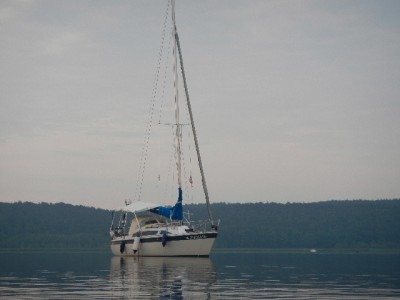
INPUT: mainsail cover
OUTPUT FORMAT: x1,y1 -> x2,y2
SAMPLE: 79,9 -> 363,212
150,188 -> 183,220
120,201 -> 161,214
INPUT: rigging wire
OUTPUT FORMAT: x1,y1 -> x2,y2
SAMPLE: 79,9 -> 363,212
162,126 -> 176,201
157,27 -> 173,126
134,0 -> 171,202
180,67 -> 195,202
134,0 -> 212,219
176,27 -> 215,223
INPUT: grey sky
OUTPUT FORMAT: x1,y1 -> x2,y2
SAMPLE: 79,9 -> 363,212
1,0 -> 399,209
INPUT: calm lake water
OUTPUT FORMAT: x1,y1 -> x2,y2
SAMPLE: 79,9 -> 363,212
0,250 -> 399,299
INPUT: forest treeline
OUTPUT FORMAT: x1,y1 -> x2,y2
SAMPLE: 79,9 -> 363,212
0,202 -> 109,249
1,199 -> 399,250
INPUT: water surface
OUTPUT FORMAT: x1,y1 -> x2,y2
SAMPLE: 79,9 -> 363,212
1,250 -> 399,299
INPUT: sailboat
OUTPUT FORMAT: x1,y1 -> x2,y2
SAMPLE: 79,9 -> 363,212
109,0 -> 219,257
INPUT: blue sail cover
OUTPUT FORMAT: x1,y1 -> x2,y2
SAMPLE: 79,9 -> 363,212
150,188 -> 183,220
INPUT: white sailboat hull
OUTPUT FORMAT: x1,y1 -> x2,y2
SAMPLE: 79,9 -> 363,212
111,232 -> 217,257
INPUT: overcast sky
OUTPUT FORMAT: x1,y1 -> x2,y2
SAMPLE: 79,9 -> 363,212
1,0 -> 399,209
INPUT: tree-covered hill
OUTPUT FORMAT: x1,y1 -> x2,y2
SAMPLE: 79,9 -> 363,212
1,199 -> 399,250
187,200 -> 400,249
0,202 -> 110,249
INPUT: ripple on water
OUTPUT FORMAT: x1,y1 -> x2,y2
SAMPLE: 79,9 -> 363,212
0,252 -> 399,299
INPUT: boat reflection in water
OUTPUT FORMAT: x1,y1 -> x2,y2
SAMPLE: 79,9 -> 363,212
110,256 -> 216,298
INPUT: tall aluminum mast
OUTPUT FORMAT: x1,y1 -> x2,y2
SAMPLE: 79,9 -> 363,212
174,13 -> 215,226
172,0 -> 182,189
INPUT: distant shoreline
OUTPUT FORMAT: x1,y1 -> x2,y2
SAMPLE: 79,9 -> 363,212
2,200 -> 400,250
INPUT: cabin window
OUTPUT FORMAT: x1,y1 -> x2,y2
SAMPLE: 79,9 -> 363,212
141,230 -> 159,236
139,217 -> 165,227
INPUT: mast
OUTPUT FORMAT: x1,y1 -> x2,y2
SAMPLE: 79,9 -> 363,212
174,18 -> 215,226
172,0 -> 182,189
